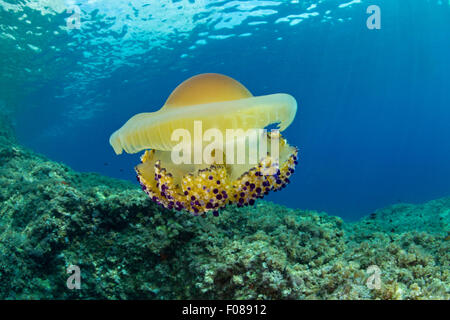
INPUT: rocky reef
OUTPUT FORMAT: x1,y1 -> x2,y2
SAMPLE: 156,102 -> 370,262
0,120 -> 448,299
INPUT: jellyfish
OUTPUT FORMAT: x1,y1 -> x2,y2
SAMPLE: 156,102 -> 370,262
109,73 -> 298,216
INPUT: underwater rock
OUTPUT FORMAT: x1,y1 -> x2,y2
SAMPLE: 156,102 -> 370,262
0,112 -> 15,144
0,128 -> 448,299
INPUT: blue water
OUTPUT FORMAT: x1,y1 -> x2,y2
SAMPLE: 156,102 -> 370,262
5,0 -> 450,220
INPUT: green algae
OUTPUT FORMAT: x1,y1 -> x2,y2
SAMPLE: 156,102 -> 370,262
0,121 -> 448,299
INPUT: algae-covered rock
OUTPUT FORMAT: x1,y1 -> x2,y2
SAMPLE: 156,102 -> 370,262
0,125 -> 448,299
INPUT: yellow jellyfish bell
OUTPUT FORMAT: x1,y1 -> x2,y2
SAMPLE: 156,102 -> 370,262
109,73 -> 299,216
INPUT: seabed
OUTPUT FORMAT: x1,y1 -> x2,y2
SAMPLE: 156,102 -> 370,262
0,116 -> 448,300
